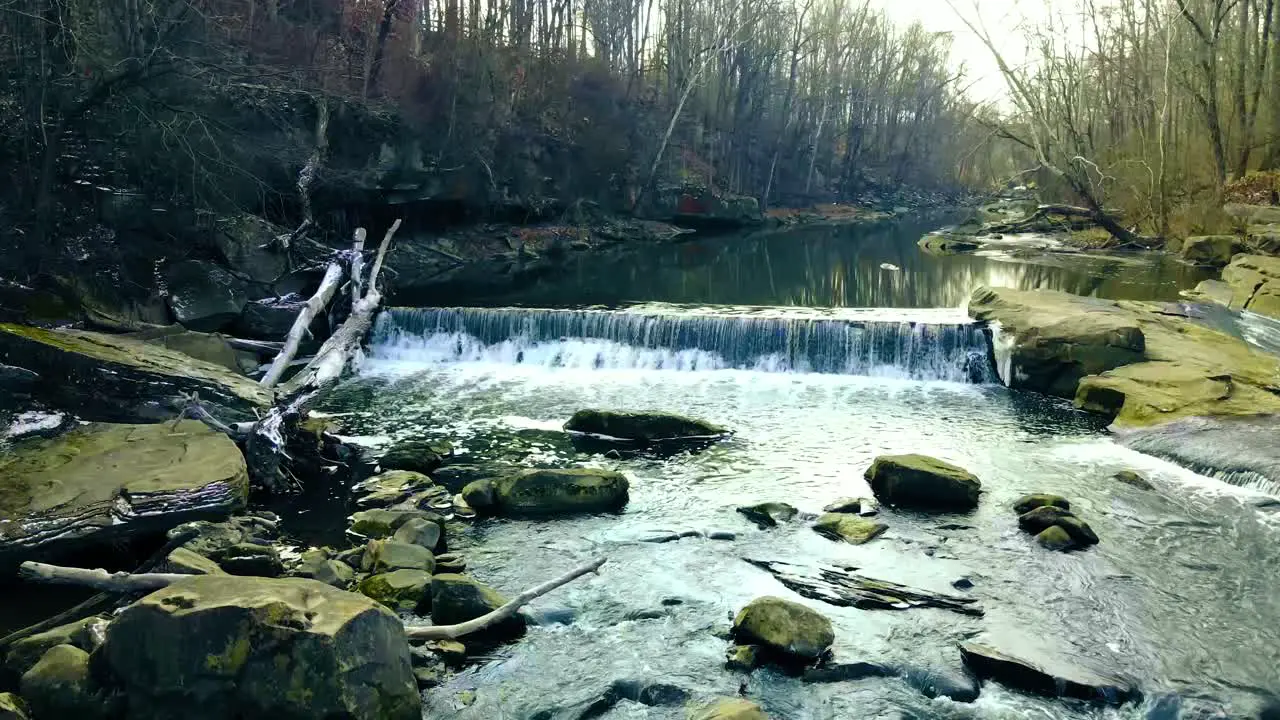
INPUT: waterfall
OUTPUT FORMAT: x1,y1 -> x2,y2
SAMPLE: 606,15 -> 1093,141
366,305 -> 998,383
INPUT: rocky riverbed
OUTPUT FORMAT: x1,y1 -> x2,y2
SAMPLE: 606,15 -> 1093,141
2,210 -> 1280,719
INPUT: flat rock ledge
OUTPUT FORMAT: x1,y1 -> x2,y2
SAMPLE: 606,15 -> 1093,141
0,420 -> 248,562
0,323 -> 271,423
968,286 -> 1280,428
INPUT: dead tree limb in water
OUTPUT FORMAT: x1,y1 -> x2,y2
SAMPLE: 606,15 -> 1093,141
280,219 -> 401,395
405,557 -> 607,640
260,255 -> 347,389
18,556 -> 607,642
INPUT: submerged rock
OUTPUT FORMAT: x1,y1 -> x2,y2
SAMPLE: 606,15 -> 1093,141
812,513 -> 888,545
0,421 -> 248,563
0,323 -> 271,423
688,697 -> 770,720
865,454 -> 982,511
565,409 -> 727,443
822,497 -> 877,515
1012,494 -> 1070,514
99,575 -> 420,719
20,644 -> 102,719
430,574 -> 525,639
380,438 -> 453,475
918,235 -> 980,254
1113,470 -> 1155,490
731,596 -> 834,663
959,641 -> 1139,705
801,661 -> 895,683
898,664 -> 981,703
1016,505 -> 1076,533
462,468 -> 629,516
1018,506 -> 1098,548
737,502 -> 799,528
724,644 -> 761,672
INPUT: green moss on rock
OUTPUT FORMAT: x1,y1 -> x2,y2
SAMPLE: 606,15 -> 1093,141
430,574 -> 525,639
1012,494 -> 1070,514
688,697 -> 770,720
564,409 -> 727,441
359,570 -> 432,612
812,513 -> 888,544
731,596 -> 833,662
865,454 -> 981,511
1035,525 -> 1076,551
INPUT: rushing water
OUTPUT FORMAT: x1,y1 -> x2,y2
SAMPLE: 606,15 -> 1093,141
312,221 -> 1278,719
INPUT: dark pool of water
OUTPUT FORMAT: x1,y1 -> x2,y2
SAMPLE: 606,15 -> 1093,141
477,218 -> 1214,309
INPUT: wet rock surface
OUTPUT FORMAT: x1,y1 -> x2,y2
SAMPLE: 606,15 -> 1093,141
960,641 -> 1140,706
811,512 -> 888,544
865,454 -> 982,511
736,502 -> 799,528
731,596 -> 834,663
564,409 -> 728,442
0,420 -> 248,563
463,468 -> 629,516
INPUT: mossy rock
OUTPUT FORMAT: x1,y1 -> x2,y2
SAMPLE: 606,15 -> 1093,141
359,570 -> 433,612
219,543 -> 284,577
360,540 -> 435,574
0,692 -> 29,720
688,697 -> 770,720
430,574 -> 525,640
1017,505 -> 1075,533
1012,494 -> 1070,514
471,469 -> 629,517
292,549 -> 355,589
724,644 -> 761,672
1056,515 -> 1099,546
348,509 -> 445,540
353,470 -> 434,509
98,575 -> 419,719
731,596 -> 833,662
390,517 -> 443,551
918,235 -> 980,255
1180,235 -> 1244,267
822,497 -> 875,515
4,616 -> 107,676
158,548 -> 225,576
380,438 -> 454,475
865,454 -> 981,511
1035,525 -> 1076,551
736,502 -> 798,528
812,513 -> 888,545
0,323 -> 270,424
0,421 -> 248,562
20,644 -> 101,719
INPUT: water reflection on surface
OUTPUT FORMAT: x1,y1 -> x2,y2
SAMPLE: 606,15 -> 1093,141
485,219 -> 1213,309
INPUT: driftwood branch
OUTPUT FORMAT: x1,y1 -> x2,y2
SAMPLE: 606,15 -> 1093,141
18,555 -> 607,643
261,260 -> 344,389
350,227 -> 368,307
405,557 -> 606,639
224,337 -> 284,354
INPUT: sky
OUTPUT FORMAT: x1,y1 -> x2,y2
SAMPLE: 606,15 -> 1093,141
873,0 -> 1042,105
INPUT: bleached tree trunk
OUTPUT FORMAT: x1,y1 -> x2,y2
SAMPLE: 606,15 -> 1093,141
260,251 -> 348,389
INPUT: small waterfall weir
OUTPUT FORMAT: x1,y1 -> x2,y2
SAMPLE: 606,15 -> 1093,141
367,305 -> 999,383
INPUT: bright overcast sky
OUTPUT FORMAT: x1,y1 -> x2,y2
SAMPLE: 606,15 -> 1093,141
873,0 -> 1044,105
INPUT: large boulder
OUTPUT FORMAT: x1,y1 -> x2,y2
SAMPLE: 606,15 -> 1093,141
212,214 -> 289,285
379,438 -> 453,475
0,323 -> 271,423
165,260 -> 250,332
969,286 -> 1280,427
430,574 -> 525,639
0,693 -> 29,720
0,421 -> 248,563
348,509 -> 445,542
462,468 -> 629,516
97,575 -> 420,720
960,641 -> 1139,705
1180,235 -> 1243,266
127,326 -> 251,375
4,616 -> 109,676
864,454 -> 981,511
731,596 -> 833,663
564,410 -> 727,442
235,297 -> 305,340
358,569 -> 432,612
1219,254 -> 1280,319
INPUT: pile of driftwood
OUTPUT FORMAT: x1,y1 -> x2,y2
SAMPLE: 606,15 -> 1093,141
183,220 -> 404,493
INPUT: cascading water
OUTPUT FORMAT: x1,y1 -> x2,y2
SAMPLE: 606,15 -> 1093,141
367,305 -> 999,383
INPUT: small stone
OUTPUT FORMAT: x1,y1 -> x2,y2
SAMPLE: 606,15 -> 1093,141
429,640 -> 467,663
736,502 -> 798,528
1017,505 -> 1076,534
705,530 -> 736,541
159,547 -> 225,575
812,512 -> 888,545
725,644 -> 761,672
434,553 -> 466,573
1012,494 -> 1071,514
1056,515 -> 1100,546
460,480 -> 496,511
392,517 -> 444,551
412,667 -> 442,689
349,509 -> 444,540
0,692 -> 30,720
822,497 -> 877,515
218,543 -> 284,577
802,661 -> 895,683
355,470 -> 434,509
951,577 -> 974,590
1036,526 -> 1076,551
1113,470 -> 1155,491
359,570 -> 433,612
381,438 -> 453,475
20,645 -> 99,719
4,616 -> 108,676
361,540 -> 436,574
293,550 -> 355,589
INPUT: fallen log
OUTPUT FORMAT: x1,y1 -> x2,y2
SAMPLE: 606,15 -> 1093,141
17,556 -> 607,642
260,250 -> 347,389
224,337 -> 284,354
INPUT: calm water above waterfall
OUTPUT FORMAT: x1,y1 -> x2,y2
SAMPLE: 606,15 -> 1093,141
309,220 -> 1277,719
467,217 -> 1214,308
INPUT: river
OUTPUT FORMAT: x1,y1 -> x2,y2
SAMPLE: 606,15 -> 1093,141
307,218 -> 1279,719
